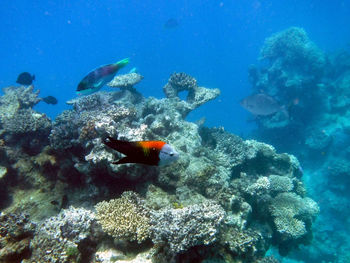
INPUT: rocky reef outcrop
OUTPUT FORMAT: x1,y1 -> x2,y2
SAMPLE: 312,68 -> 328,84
0,73 -> 317,262
0,212 -> 36,263
0,86 -> 51,155
245,27 -> 350,262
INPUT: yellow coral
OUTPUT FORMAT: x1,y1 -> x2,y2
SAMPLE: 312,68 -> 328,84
95,191 -> 151,243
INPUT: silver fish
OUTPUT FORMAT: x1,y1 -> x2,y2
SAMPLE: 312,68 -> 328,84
240,93 -> 283,116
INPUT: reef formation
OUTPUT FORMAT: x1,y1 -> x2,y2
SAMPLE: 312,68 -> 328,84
0,72 -> 317,262
246,27 -> 350,262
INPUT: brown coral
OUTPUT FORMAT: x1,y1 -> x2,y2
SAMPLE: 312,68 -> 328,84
79,120 -> 97,141
95,191 -> 151,243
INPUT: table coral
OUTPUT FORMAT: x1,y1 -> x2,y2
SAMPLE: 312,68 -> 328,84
107,72 -> 144,89
270,192 -> 319,241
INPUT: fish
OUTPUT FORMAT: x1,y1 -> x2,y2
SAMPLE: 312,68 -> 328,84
103,137 -> 179,166
42,96 -> 58,105
16,72 -> 35,85
164,18 -> 179,29
77,58 -> 129,96
50,200 -> 59,206
240,93 -> 285,116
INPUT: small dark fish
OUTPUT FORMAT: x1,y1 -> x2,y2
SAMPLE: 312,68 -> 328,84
240,93 -> 284,116
16,72 -> 35,85
50,200 -> 59,206
60,194 -> 68,209
42,96 -> 58,105
77,58 -> 129,96
164,18 -> 179,29
103,137 -> 179,166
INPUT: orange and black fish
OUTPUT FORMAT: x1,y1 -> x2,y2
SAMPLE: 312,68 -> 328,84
103,137 -> 179,166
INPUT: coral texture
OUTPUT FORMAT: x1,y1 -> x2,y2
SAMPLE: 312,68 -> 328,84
162,72 -> 220,116
0,213 -> 36,263
0,74 -> 319,262
95,191 -> 151,243
107,72 -> 144,89
29,207 -> 97,263
150,201 -> 225,253
270,193 -> 319,240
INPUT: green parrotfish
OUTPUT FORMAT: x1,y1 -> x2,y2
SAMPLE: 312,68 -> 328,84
76,58 -> 129,95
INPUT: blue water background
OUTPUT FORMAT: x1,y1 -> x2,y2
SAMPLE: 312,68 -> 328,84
1,0 -> 349,135
2,1 -> 350,262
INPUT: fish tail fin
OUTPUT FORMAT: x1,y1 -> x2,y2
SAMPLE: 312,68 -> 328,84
32,74 -> 35,81
115,58 -> 130,69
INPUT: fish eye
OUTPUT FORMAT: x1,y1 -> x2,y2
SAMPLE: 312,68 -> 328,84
170,153 -> 174,156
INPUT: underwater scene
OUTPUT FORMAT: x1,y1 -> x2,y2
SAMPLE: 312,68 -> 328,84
0,1 -> 350,263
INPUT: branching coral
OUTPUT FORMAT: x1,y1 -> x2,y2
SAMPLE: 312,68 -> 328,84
95,191 -> 151,243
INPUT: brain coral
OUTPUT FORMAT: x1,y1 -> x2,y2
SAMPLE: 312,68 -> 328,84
95,191 -> 151,243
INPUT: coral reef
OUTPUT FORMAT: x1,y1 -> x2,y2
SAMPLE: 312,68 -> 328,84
163,72 -> 220,117
270,193 -> 319,240
0,213 -> 36,263
28,206 -> 98,263
150,201 -> 225,254
220,227 -> 266,260
246,27 -> 350,261
0,74 -> 318,262
248,27 -> 326,133
0,86 -> 51,155
107,72 -> 144,89
260,27 -> 325,75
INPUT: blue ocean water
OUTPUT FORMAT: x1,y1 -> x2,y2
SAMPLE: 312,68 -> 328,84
2,1 -> 350,262
2,0 -> 348,135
